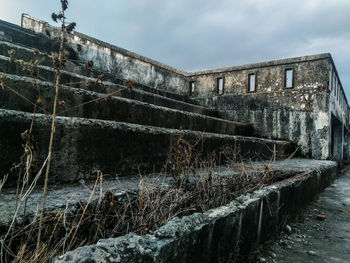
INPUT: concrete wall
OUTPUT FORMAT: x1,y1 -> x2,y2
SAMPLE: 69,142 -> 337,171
191,55 -> 349,160
188,54 -> 330,97
21,14 -> 189,95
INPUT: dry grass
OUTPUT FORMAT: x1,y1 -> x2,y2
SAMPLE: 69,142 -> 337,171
0,129 -> 296,262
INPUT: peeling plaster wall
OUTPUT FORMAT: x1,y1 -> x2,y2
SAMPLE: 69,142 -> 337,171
21,14 -> 189,95
192,56 -> 336,159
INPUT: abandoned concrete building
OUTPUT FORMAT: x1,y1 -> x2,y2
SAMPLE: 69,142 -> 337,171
0,14 -> 348,262
19,14 -> 350,163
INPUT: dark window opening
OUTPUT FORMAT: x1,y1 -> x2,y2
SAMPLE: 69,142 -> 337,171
217,77 -> 224,95
285,68 -> 293,88
189,81 -> 195,96
248,73 -> 256,92
328,69 -> 332,91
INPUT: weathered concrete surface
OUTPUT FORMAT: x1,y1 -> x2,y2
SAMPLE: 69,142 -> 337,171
0,43 -> 218,117
7,14 -> 350,162
195,92 -> 328,159
21,14 -> 190,95
189,54 -> 331,97
0,109 -> 293,186
0,159 -> 327,234
0,40 -> 202,106
52,159 -> 338,263
190,54 -> 349,161
0,18 -> 64,56
0,73 -> 252,137
256,167 -> 350,263
191,55 -> 335,160
0,174 -> 172,234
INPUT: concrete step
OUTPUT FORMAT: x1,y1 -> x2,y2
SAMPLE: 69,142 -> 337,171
1,20 -> 193,104
0,41 -> 191,102
51,159 -> 337,263
0,53 -> 218,117
0,109 -> 295,186
0,73 -> 252,136
0,40 -> 195,104
0,19 -> 74,59
0,158 -> 335,236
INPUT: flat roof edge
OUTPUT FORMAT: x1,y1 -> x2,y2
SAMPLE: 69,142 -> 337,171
189,53 -> 332,76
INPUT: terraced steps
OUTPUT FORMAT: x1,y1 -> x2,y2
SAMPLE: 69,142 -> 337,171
0,39 -> 197,105
0,18 -> 295,190
0,52 -> 218,117
0,73 -> 252,136
0,109 -> 294,186
51,159 -> 337,263
0,19 -> 72,58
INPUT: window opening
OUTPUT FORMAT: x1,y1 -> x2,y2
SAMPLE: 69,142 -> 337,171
217,78 -> 224,95
328,69 -> 333,91
285,68 -> 293,88
189,81 -> 195,96
248,73 -> 256,92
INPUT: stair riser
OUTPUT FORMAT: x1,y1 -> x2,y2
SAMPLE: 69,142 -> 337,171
0,110 -> 293,186
0,54 -> 218,117
0,55 -> 92,88
0,77 -> 251,135
0,22 -> 62,54
0,41 -> 200,105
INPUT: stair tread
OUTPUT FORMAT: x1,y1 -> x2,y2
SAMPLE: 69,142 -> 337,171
0,158 -> 336,231
0,108 -> 285,143
0,72 -> 250,134
0,71 -> 246,125
0,108 -> 294,187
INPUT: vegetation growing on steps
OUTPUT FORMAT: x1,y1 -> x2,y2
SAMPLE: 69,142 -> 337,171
0,1 -> 299,262
0,0 -> 134,261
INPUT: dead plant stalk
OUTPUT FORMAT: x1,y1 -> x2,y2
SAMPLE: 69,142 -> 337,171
36,24 -> 64,254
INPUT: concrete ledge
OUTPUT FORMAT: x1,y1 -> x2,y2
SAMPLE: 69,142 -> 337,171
189,54 -> 331,76
0,109 -> 293,186
52,159 -> 338,262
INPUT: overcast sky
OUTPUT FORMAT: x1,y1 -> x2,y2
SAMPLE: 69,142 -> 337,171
1,0 -> 349,98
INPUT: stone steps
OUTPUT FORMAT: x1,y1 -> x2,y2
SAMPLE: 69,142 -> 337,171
0,52 -> 218,117
0,19 -> 62,54
0,109 -> 294,186
0,40 -> 194,103
0,158 -> 334,236
50,159 -> 337,263
1,19 -> 191,100
0,72 -> 252,136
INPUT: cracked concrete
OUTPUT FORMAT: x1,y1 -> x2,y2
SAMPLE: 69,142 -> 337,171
256,166 -> 350,263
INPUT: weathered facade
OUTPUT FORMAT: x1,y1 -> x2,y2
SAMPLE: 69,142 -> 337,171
21,14 -> 349,162
190,54 -> 350,161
